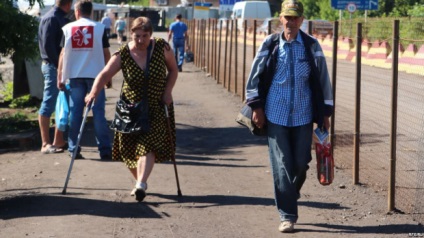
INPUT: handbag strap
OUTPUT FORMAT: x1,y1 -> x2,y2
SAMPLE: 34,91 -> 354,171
142,40 -> 153,101
120,39 -> 153,101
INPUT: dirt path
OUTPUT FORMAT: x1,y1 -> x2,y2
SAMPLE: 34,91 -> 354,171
0,33 -> 422,238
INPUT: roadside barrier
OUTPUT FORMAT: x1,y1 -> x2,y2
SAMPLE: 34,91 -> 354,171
362,40 -> 392,68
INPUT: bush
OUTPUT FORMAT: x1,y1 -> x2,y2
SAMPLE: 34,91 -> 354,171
339,17 -> 424,48
1,82 -> 40,108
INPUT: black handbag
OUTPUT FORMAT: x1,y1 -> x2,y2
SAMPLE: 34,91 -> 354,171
236,104 -> 267,136
110,41 -> 152,134
110,98 -> 150,134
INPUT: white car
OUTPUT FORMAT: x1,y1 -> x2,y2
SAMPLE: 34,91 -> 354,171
216,17 -> 228,29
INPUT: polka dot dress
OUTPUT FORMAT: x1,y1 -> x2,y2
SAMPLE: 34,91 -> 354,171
112,38 -> 176,169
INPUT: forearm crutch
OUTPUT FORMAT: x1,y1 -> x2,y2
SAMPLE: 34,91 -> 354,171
164,104 -> 182,197
62,100 -> 93,195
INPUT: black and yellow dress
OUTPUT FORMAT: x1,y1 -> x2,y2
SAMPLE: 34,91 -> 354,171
112,37 -> 176,169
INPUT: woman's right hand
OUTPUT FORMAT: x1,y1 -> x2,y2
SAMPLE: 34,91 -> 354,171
85,93 -> 95,106
162,91 -> 173,106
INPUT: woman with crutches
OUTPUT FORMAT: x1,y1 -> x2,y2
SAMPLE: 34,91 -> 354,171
85,17 -> 180,202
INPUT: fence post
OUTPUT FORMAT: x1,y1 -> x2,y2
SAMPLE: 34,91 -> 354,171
217,20 -> 222,84
389,19 -> 400,212
308,20 -> 313,35
223,19 -> 229,88
228,19 -> 233,92
235,19 -> 238,95
196,19 -> 200,67
192,20 -> 196,66
242,19 -> 247,102
353,23 -> 362,185
330,21 -> 338,154
204,19 -> 206,70
253,20 -> 257,58
212,19 -> 216,78
268,19 -> 271,35
208,18 -> 211,74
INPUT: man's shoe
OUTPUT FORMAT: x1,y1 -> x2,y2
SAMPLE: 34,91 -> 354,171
278,221 -> 294,233
69,152 -> 84,160
100,154 -> 112,161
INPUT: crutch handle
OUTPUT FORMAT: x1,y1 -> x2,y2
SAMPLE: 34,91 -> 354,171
164,104 -> 169,118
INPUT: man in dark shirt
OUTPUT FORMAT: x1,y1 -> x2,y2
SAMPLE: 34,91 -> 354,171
38,0 -> 73,154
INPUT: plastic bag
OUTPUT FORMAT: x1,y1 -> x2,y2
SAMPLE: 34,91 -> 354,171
55,90 -> 69,132
184,51 -> 194,63
314,128 -> 334,186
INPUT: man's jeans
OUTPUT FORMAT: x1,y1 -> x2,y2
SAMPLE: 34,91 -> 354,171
267,121 -> 313,223
39,63 -> 59,117
172,38 -> 185,68
68,78 -> 111,157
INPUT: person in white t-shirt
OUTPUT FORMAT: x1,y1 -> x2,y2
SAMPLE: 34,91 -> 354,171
57,0 -> 112,160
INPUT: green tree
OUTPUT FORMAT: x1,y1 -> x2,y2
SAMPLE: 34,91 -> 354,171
0,0 -> 41,84
302,0 -> 320,19
390,0 -> 414,16
0,0 -> 41,64
408,3 -> 424,16
317,0 -> 339,20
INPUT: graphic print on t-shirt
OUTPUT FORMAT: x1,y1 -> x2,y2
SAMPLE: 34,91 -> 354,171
71,26 -> 93,48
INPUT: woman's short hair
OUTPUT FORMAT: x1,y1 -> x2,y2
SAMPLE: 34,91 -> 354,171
131,17 -> 153,34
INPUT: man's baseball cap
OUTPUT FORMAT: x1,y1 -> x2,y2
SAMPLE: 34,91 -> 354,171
281,0 -> 304,17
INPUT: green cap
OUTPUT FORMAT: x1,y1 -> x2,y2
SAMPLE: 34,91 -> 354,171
281,0 -> 304,17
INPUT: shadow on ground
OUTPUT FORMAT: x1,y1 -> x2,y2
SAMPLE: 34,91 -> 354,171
0,193 -> 160,220
0,190 -> 349,221
296,222 -> 423,235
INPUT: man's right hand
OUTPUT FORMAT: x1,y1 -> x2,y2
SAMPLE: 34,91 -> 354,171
252,107 -> 266,129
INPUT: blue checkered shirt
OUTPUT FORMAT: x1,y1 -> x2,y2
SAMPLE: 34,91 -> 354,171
265,33 -> 313,127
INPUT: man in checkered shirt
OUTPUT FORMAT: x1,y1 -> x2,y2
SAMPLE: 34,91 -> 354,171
245,0 -> 333,233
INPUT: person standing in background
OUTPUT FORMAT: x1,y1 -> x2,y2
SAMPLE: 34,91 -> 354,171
115,17 -> 126,44
168,14 -> 188,72
245,0 -> 333,233
38,0 -> 73,154
101,11 -> 113,88
57,0 -> 112,160
101,12 -> 112,39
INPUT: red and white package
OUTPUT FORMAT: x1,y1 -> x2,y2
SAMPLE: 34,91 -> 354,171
315,141 -> 334,186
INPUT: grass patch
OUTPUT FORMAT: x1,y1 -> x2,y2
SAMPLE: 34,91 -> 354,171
0,111 -> 39,133
0,82 -> 41,133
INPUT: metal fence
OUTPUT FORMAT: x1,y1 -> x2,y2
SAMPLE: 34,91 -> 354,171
186,18 -> 424,225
